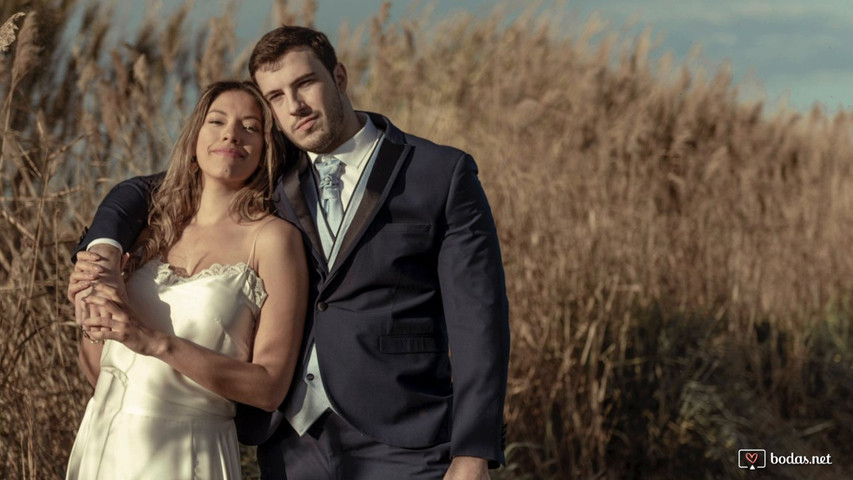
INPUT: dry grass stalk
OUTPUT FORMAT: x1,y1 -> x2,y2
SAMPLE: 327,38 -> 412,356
0,12 -> 25,53
9,11 -> 39,90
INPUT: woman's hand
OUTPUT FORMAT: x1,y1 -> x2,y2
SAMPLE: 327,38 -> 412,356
81,283 -> 167,357
69,248 -> 129,332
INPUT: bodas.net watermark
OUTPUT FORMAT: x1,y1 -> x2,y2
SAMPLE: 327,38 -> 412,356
738,449 -> 833,470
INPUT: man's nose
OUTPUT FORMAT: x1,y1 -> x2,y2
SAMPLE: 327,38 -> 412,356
288,94 -> 309,116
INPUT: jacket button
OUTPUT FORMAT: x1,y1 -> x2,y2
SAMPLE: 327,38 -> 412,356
306,373 -> 315,381
317,302 -> 327,311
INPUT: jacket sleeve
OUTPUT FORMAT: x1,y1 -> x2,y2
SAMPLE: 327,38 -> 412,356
234,403 -> 287,445
72,173 -> 163,262
437,154 -> 510,467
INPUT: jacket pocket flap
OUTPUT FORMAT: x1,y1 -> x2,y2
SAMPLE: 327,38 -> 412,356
379,335 -> 445,354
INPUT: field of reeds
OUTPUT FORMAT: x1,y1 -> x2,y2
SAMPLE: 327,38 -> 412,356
2,0 -> 852,478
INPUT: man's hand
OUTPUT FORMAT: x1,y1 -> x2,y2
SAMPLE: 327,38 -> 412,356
67,250 -> 102,304
68,246 -> 126,301
68,245 -> 127,329
443,456 -> 489,480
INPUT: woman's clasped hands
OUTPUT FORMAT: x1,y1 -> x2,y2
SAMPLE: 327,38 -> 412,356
81,282 -> 166,357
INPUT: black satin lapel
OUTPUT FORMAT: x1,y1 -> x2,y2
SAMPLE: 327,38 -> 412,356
329,140 -> 409,278
283,153 -> 325,266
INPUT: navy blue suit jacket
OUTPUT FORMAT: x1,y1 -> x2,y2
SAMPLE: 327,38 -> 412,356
76,112 -> 510,466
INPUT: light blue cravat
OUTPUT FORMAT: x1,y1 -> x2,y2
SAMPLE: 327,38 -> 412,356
315,156 -> 344,238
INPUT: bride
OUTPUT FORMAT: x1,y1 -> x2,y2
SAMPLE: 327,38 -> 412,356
66,80 -> 307,479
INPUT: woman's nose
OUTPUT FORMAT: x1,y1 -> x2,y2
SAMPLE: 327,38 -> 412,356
223,124 -> 241,143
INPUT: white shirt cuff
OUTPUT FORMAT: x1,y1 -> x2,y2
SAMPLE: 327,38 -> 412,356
86,238 -> 123,254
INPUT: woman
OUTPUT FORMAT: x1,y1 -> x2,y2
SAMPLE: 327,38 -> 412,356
66,81 -> 307,479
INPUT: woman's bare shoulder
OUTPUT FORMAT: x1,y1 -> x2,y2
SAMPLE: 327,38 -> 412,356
251,216 -> 303,263
254,216 -> 300,240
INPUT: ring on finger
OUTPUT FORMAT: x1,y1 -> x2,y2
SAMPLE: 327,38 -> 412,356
81,325 -> 101,344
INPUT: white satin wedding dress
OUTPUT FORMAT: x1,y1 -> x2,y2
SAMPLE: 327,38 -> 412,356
66,256 -> 266,480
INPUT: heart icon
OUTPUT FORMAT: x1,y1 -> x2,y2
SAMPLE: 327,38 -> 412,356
745,452 -> 758,464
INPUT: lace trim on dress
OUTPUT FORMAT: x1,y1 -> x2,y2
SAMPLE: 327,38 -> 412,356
243,265 -> 269,310
150,260 -> 268,309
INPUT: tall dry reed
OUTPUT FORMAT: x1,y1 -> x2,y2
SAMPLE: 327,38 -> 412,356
1,1 -> 851,479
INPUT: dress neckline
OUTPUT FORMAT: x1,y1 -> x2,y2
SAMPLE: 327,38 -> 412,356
146,259 -> 268,309
152,259 -> 257,285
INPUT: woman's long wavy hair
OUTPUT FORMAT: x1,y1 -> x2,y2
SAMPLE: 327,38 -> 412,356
126,81 -> 284,275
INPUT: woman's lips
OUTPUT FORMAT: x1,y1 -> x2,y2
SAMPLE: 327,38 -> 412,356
210,148 -> 245,158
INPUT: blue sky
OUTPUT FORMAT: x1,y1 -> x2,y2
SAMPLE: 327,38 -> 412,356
119,0 -> 853,114
577,0 -> 853,114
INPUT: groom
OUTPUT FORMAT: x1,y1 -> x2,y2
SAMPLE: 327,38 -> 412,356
71,25 -> 509,479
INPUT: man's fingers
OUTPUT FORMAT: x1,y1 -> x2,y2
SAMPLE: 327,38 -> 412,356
70,269 -> 99,282
68,262 -> 103,299
68,279 -> 93,299
76,251 -> 103,263
75,261 -> 104,275
67,252 -> 106,302
68,269 -> 96,302
74,285 -> 93,303
74,291 -> 85,325
73,284 -> 93,322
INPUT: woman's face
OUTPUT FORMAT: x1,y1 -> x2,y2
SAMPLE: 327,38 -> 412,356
195,89 -> 264,188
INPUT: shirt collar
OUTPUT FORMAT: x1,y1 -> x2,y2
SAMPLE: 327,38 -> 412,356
307,113 -> 380,169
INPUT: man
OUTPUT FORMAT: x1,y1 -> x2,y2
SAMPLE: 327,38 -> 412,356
70,25 -> 509,480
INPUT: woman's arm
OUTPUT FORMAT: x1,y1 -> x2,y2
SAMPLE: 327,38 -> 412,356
77,328 -> 103,387
82,219 -> 308,411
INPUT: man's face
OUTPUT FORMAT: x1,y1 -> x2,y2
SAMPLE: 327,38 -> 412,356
255,47 -> 347,154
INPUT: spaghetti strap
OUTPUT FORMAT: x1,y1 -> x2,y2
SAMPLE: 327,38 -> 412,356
247,217 -> 278,267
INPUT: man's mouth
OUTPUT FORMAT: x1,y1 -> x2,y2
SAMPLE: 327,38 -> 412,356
294,116 -> 317,133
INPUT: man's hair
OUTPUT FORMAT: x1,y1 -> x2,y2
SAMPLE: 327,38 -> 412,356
249,26 -> 338,81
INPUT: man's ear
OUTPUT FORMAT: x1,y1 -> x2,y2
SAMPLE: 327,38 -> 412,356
333,63 -> 348,92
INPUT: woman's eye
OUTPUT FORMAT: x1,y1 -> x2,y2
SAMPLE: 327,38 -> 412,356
244,124 -> 260,132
